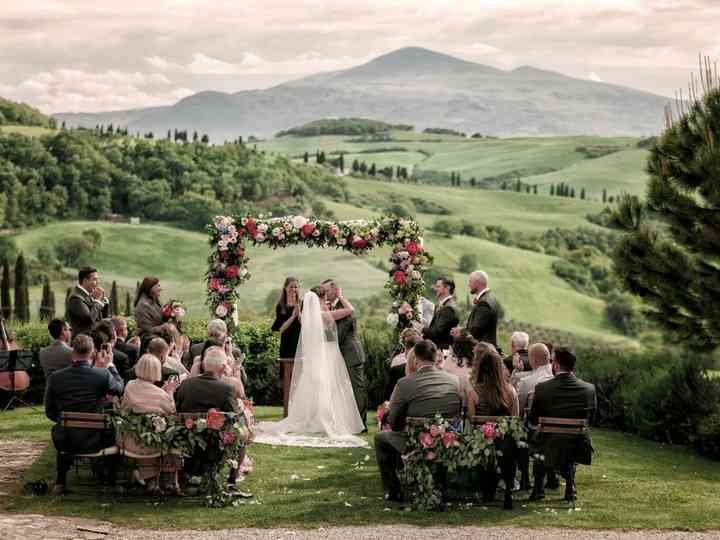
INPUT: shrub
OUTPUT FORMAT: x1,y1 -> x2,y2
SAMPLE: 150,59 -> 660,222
458,253 -> 477,273
432,219 -> 458,237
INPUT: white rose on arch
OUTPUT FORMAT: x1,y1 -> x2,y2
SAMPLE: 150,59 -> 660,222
386,312 -> 399,327
292,215 -> 308,229
215,304 -> 228,317
258,223 -> 269,233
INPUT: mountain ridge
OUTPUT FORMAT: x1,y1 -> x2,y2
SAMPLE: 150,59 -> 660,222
54,46 -> 669,139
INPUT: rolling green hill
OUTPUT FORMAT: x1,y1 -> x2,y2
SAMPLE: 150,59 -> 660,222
0,124 -> 55,136
14,220 -> 629,344
259,132 -> 648,198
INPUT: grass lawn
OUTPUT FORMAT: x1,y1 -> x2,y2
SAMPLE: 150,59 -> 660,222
0,124 -> 55,137
3,406 -> 719,530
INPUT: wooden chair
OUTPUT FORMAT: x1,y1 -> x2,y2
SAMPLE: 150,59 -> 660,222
536,417 -> 589,503
58,412 -> 118,457
470,415 -> 518,510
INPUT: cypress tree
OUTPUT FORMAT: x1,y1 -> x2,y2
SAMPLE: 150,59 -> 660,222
110,280 -> 119,316
533,185 -> 538,195
13,253 -> 28,323
304,152 -> 309,164
580,188 -> 586,199
125,291 -> 132,317
602,188 -> 607,203
550,184 -> 555,196
570,187 -> 576,198
49,289 -> 56,320
369,163 -> 376,176
24,283 -> 30,323
526,185 -> 531,193
0,260 -> 10,320
515,179 -> 522,192
39,277 -> 54,320
167,129 -> 172,140
338,154 -> 345,172
502,181 -> 508,191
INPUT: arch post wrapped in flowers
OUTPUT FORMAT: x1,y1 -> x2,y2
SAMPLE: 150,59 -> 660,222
207,215 -> 432,333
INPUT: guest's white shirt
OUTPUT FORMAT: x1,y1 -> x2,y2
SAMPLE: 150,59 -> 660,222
475,288 -> 490,302
518,364 -> 554,415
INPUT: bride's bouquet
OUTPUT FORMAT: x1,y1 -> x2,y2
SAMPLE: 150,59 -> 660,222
161,299 -> 187,326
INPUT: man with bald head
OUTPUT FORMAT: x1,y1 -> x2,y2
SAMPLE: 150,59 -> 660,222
451,270 -> 499,346
517,343 -> 554,416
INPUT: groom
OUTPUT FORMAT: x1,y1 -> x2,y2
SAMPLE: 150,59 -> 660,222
323,279 -> 368,430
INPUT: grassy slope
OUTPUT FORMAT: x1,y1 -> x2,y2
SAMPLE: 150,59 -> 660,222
260,133 -> 647,197
0,124 -> 54,136
3,406 -> 720,530
14,221 -> 387,320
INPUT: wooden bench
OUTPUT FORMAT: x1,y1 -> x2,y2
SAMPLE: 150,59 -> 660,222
536,417 -> 590,503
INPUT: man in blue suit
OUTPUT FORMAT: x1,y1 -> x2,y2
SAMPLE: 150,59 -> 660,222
45,334 -> 124,495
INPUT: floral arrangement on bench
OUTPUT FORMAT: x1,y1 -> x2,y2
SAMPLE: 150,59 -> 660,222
111,406 -> 252,507
402,414 -> 527,510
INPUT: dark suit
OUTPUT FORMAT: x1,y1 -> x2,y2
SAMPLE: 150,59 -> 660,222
466,290 -> 499,345
44,361 -> 124,485
175,373 -> 239,413
332,301 -> 368,426
374,366 -> 462,497
39,340 -> 72,378
423,297 -> 459,349
66,286 -> 109,337
114,337 -> 139,368
529,372 -> 597,498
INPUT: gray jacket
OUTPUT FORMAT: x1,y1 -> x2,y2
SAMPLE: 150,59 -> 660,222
39,340 -> 73,378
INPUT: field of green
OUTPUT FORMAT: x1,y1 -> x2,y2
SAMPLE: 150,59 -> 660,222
0,124 -> 54,136
259,132 -> 648,198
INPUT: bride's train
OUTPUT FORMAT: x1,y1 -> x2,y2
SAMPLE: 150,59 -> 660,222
254,291 -> 367,448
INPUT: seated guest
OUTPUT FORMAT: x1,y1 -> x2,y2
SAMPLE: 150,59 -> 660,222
443,330 -> 477,406
422,276 -> 459,350
143,337 -> 181,383
190,346 -> 245,399
374,340 -> 462,502
153,323 -> 190,379
39,319 -> 72,378
529,347 -> 597,502
518,343 -> 553,418
175,347 -> 239,414
468,347 -> 520,417
120,354 -> 180,495
89,328 -> 125,389
66,266 -> 109,338
183,319 -> 246,383
93,319 -> 130,376
505,331 -> 532,388
111,316 -> 140,367
44,335 -> 124,495
134,276 -> 170,339
384,328 -> 423,399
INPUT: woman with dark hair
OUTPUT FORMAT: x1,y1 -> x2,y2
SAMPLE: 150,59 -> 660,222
134,276 -> 167,339
468,347 -> 519,417
271,277 -> 301,418
443,330 -> 478,406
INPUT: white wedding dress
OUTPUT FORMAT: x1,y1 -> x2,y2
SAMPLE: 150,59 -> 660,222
254,292 -> 367,448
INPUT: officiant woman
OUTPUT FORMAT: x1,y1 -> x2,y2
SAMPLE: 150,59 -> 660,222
272,277 -> 301,417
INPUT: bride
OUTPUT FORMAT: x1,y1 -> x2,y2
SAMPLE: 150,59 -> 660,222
254,287 -> 366,447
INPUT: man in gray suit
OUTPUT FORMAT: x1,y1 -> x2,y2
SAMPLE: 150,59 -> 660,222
323,279 -> 368,430
374,340 -> 462,502
39,319 -> 73,378
65,266 -> 109,338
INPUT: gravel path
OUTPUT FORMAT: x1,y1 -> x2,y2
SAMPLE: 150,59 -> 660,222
0,515 -> 718,540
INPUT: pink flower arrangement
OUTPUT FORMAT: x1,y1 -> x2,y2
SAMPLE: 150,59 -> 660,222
393,271 -> 407,285
406,241 -> 421,256
426,451 -> 435,461
442,431 -> 459,448
225,265 -> 240,279
482,422 -> 498,440
244,218 -> 257,237
185,418 -> 194,430
220,431 -> 237,445
301,223 -> 315,237
352,237 -> 368,249
209,277 -> 221,291
207,408 -> 226,431
420,432 -> 435,449
376,403 -> 387,424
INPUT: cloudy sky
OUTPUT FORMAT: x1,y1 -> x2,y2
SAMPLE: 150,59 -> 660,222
1,0 -> 718,113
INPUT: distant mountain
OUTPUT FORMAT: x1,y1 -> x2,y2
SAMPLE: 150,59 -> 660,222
55,46 -> 669,140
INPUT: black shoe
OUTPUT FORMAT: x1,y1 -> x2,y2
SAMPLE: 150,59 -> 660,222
564,490 -> 577,502
384,492 -> 403,503
528,490 -> 545,502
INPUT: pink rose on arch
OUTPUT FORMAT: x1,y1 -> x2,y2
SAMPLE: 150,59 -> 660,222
185,418 -> 194,430
482,422 -> 498,440
405,241 -> 422,256
419,432 -> 435,449
225,265 -> 240,279
236,246 -> 245,257
426,451 -> 435,461
207,408 -> 226,431
301,223 -> 315,237
209,278 -> 221,291
429,424 -> 442,438
219,251 -> 229,260
393,271 -> 407,285
442,431 -> 459,448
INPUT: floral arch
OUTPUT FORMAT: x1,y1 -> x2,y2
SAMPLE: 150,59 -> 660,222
206,215 -> 432,331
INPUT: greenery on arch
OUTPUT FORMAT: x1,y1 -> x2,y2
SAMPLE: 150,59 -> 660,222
206,215 -> 432,330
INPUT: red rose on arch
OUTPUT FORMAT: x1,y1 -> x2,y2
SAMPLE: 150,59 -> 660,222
209,277 -> 221,291
352,237 -> 368,249
406,241 -> 421,256
393,271 -> 407,285
225,265 -> 240,279
301,223 -> 315,237
245,219 -> 257,237
219,251 -> 229,260
236,246 -> 245,257
207,408 -> 226,431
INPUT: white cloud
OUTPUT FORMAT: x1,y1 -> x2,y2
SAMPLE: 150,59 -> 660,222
588,72 -> 603,82
471,43 -> 500,55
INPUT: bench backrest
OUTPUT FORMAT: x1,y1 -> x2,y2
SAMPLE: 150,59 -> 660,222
538,416 -> 587,435
59,411 -> 112,430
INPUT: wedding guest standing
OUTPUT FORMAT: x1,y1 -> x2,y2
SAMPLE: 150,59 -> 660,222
271,277 -> 301,418
452,271 -> 499,347
423,276 -> 459,350
120,354 -> 180,495
134,276 -> 168,339
66,266 -> 110,338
